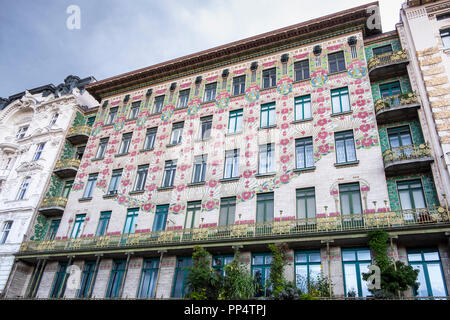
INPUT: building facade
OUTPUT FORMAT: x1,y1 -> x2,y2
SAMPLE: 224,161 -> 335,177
5,2 -> 450,299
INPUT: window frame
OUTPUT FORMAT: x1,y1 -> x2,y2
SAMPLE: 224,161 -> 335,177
137,258 -> 160,298
177,89 -> 190,109
133,164 -> 149,192
105,260 -> 126,298
128,101 -> 141,119
260,102 -> 276,128
0,221 -> 13,244
192,155 -> 207,184
251,253 -> 272,297
106,107 -> 119,125
219,197 -> 236,226
228,109 -> 243,134
294,59 -> 310,82
262,68 -> 277,89
32,142 -> 45,161
339,183 -> 363,215
123,208 -> 139,234
108,169 -> 123,195
153,204 -> 169,231
17,177 -> 31,200
161,160 -> 177,188
296,188 -> 316,220
143,127 -> 157,150
334,130 -> 357,164
258,143 -> 275,174
372,44 -> 393,56
223,149 -> 239,179
96,211 -> 111,236
153,95 -> 165,114
70,214 -> 86,239
342,248 -> 372,298
96,138 -> 109,159
331,87 -> 351,114
118,132 -> 132,155
327,51 -> 346,74
232,75 -> 246,96
294,250 -> 322,293
169,122 -> 184,145
294,95 -> 312,121
204,82 -> 217,102
199,116 -> 213,140
295,137 -> 314,169
83,173 -> 98,199
256,192 -> 274,223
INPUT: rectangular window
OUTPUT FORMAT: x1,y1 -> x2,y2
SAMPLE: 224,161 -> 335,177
96,138 -> 109,159
219,197 -> 236,226
75,146 -> 85,160
192,155 -> 207,183
50,262 -> 68,298
129,101 -> 141,119
200,116 -> 212,140
228,109 -> 243,134
441,28 -> 450,49
232,75 -> 246,95
108,169 -> 123,195
185,201 -> 202,229
387,126 -> 413,156
137,259 -> 159,298
260,103 -> 276,128
162,160 -> 177,188
397,179 -> 426,210
78,261 -> 97,298
46,219 -> 60,240
83,173 -> 98,199
170,122 -> 184,145
296,188 -> 316,219
96,211 -> 111,236
212,255 -> 234,277
118,132 -> 132,154
133,164 -> 149,191
177,89 -> 190,109
61,180 -> 74,199
294,60 -> 310,81
32,143 -> 45,161
153,95 -> 165,114
342,248 -> 372,297
17,177 -> 31,200
262,68 -> 276,89
204,82 -> 217,102
71,214 -> 86,239
256,192 -> 274,223
379,81 -> 402,98
86,116 -> 96,127
107,107 -> 118,125
143,128 -> 157,150
328,51 -> 346,73
153,204 -> 169,231
224,149 -> 239,179
295,251 -> 321,293
294,95 -> 312,121
106,260 -> 126,298
16,126 -> 28,139
123,208 -> 139,234
252,253 -> 272,297
258,143 -> 275,174
339,183 -> 362,215
172,257 -> 192,298
372,44 -> 393,56
335,130 -> 357,164
0,221 -> 13,244
295,137 -> 314,169
331,87 -> 350,114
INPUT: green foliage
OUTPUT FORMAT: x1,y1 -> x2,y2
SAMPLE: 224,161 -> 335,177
278,281 -> 302,300
30,214 -> 49,241
268,243 -> 289,299
220,250 -> 255,300
296,273 -> 334,298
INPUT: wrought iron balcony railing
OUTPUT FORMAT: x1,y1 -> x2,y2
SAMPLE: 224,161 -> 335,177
40,197 -> 68,209
374,92 -> 419,114
54,158 -> 81,170
19,206 -> 450,254
67,125 -> 92,136
382,143 -> 432,166
367,49 -> 408,72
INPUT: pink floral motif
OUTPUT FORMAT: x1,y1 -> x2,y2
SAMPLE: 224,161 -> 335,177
318,131 -> 328,140
243,170 -> 253,178
280,174 -> 290,184
280,138 -> 289,146
247,117 -> 256,123
105,158 -> 113,164
179,164 -> 190,171
242,191 -> 253,200
356,100 -> 366,107
318,144 -> 330,154
126,165 -> 135,171
205,201 -> 216,210
359,124 -> 371,132
172,204 -> 182,213
208,180 -> 218,188
317,107 -> 326,114
118,196 -> 127,204
245,151 -> 253,158
81,162 -> 89,169
355,89 -> 364,95
357,111 -> 368,119
121,179 -> 130,187
317,119 -> 327,126
280,155 -> 290,163
177,184 -> 185,192
281,123 -> 289,129
281,108 -> 289,114
146,183 -> 157,191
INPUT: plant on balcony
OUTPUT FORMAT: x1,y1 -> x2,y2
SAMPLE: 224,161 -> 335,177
219,249 -> 255,300
267,242 -> 296,299
362,229 -> 419,299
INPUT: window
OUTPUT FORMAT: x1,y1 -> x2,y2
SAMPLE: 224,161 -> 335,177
78,261 -> 97,298
204,82 -> 217,102
17,177 -> 31,200
118,132 -> 132,154
260,102 -> 276,128
86,116 -> 96,127
106,107 -> 118,124
177,89 -> 190,109
108,169 -> 123,195
262,68 -> 276,89
295,251 -> 321,293
372,44 -> 392,56
61,180 -> 74,199
328,51 -> 346,73
123,208 -> 139,234
252,253 -> 272,297
162,160 -> 176,188
1,221 -> 13,244
96,211 -> 111,236
294,60 -> 310,81
294,95 -> 312,121
172,257 -> 192,298
295,137 -> 314,169
153,95 -> 165,113
46,219 -> 60,240
153,204 -> 169,231
258,143 -> 275,174
75,146 -> 85,160
70,214 -> 86,239
143,128 -> 157,150
387,126 -> 412,150
219,197 -> 236,226
331,87 -> 350,114
185,201 -> 202,229
129,101 -> 141,119
137,259 -> 159,298
133,165 -> 149,192
212,255 -> 234,277
169,122 -> 184,145
296,188 -> 316,220
224,149 -> 239,179
200,116 -> 212,140
16,126 -> 28,139
256,192 -> 274,223
49,113 -> 59,127
339,183 -> 362,215
335,130 -> 357,164
50,262 -> 68,298
342,248 -> 372,297
397,179 -> 426,210
232,75 -> 246,95
407,249 -> 448,297
192,155 -> 207,183
106,260 -> 126,298
228,109 -> 243,134
437,12 -> 450,20
32,143 -> 45,161
379,81 -> 402,98
96,138 -> 109,159
83,173 -> 98,199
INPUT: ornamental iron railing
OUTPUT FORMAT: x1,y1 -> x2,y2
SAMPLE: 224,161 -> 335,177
54,158 -> 81,170
67,125 -> 91,137
367,49 -> 408,72
374,92 -> 419,114
40,197 -> 68,209
382,143 -> 432,165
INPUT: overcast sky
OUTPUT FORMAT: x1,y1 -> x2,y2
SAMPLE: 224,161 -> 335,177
0,0 -> 405,98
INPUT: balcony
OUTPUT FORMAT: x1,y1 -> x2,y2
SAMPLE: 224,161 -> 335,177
368,49 -> 409,81
18,206 -> 450,256
39,197 -> 68,217
382,143 -> 433,175
66,126 -> 91,145
374,92 -> 420,124
53,158 -> 80,178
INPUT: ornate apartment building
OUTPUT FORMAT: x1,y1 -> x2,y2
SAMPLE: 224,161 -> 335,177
3,2 -> 450,299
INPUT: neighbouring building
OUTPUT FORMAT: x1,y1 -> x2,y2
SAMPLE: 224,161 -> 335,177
4,2 -> 450,299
